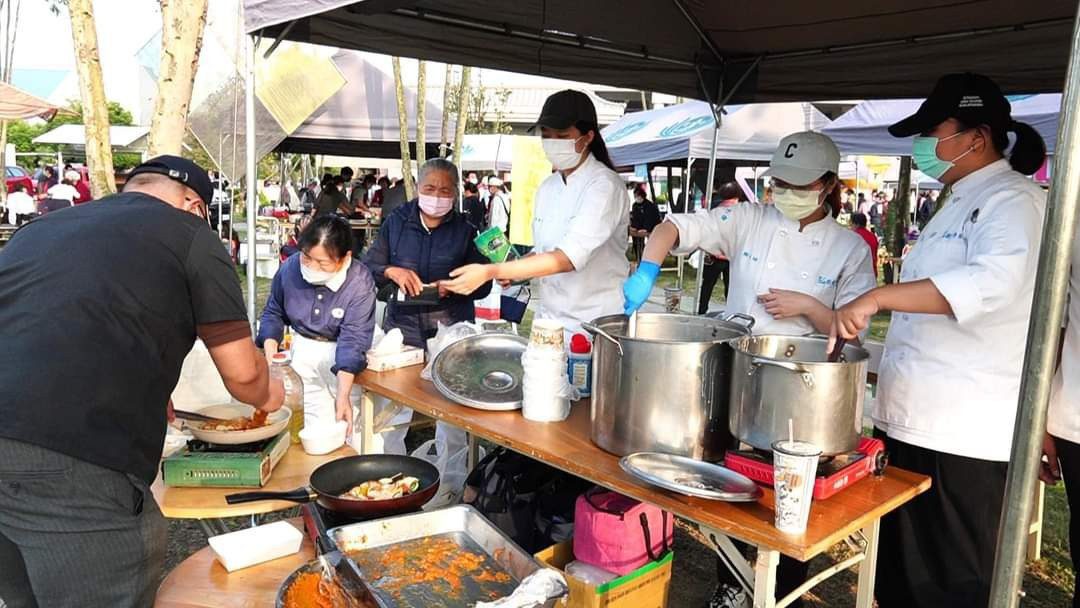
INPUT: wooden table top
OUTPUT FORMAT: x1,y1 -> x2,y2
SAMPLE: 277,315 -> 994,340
155,519 -> 313,607
151,444 -> 356,520
358,366 -> 931,562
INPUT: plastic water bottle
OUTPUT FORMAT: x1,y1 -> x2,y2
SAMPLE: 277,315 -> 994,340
567,333 -> 592,398
270,352 -> 304,443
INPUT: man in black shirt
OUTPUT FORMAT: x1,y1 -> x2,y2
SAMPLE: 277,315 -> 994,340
0,156 -> 284,608
461,180 -> 487,232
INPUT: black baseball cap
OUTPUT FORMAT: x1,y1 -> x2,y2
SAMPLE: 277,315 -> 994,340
127,155 -> 213,205
531,89 -> 598,131
889,73 -> 1012,137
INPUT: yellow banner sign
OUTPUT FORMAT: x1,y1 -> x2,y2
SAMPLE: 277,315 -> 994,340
509,136 -> 552,246
255,43 -> 345,134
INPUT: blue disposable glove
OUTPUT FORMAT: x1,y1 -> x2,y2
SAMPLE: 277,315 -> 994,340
623,261 -> 660,315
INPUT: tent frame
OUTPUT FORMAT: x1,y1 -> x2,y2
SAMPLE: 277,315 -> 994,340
241,3 -> 1080,605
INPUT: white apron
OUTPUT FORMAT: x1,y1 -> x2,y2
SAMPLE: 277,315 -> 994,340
290,333 -> 411,454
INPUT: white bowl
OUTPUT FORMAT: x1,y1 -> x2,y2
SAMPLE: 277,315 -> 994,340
298,420 -> 348,455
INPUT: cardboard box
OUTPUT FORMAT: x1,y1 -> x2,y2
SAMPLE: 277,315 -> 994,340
366,346 -> 425,372
535,541 -> 672,608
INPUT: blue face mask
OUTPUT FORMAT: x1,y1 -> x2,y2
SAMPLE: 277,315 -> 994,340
911,130 -> 973,180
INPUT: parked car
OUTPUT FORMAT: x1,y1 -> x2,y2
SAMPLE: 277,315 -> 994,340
6,166 -> 35,194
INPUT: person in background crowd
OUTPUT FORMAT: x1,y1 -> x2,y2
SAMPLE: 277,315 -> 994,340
280,215 -> 312,261
371,176 -> 390,208
461,180 -> 487,232
856,191 -> 869,216
299,180 -> 319,213
916,190 -> 936,229
696,181 -> 742,314
868,192 -> 884,231
47,174 -> 79,203
445,90 -> 629,337
6,183 -> 36,225
381,177 -> 409,219
340,167 -> 354,195
466,171 -> 479,185
314,176 -> 348,217
830,72 -> 1047,608
363,159 -> 492,453
629,185 -> 662,262
478,175 -> 491,207
259,215 -> 376,448
39,166 -> 57,194
850,212 -> 879,279
350,173 -> 373,211
68,170 -> 91,204
486,177 -> 510,234
0,155 -> 283,608
31,160 -> 43,183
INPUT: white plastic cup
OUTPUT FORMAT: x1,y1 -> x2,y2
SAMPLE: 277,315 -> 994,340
530,319 -> 565,350
771,440 -> 822,534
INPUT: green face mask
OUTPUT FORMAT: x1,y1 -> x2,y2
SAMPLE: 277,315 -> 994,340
911,130 -> 973,180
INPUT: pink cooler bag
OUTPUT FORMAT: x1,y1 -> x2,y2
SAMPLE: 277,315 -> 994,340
573,489 -> 673,576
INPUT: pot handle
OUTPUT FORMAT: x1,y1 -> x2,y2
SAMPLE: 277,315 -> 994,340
750,357 -> 815,389
723,312 -> 756,331
225,487 -> 316,505
581,321 -> 624,357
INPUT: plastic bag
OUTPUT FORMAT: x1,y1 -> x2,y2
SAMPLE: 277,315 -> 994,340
420,321 -> 483,381
521,344 -> 578,422
410,424 -> 486,510
474,568 -> 567,608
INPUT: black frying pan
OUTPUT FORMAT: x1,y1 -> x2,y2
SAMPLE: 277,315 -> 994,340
226,454 -> 439,518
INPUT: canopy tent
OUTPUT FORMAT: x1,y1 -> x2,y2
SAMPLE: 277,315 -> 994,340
244,1 -> 1075,104
602,100 -> 829,166
33,125 -> 150,153
0,82 -> 60,121
823,94 -> 1063,156
274,50 -> 452,157
458,134 -> 514,172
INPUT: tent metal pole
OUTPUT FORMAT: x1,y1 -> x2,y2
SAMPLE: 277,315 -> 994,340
989,7 -> 1080,606
671,0 -> 724,63
245,34 -> 258,328
695,116 -> 721,315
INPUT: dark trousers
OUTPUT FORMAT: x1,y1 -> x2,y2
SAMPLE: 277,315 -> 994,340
874,430 -> 1008,608
1052,434 -> 1080,608
698,258 -> 730,314
0,437 -> 166,608
631,236 -> 646,262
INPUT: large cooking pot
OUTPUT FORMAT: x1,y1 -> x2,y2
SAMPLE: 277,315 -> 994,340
583,312 -> 754,461
729,335 -> 869,455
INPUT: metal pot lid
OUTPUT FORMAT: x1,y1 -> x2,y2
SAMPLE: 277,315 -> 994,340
620,452 -> 763,502
431,333 -> 528,411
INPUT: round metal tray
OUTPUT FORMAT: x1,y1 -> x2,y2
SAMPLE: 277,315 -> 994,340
620,452 -> 763,502
431,333 -> 528,411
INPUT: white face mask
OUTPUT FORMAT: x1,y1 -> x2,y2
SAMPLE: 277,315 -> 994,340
772,187 -> 823,221
301,264 -> 336,285
542,136 -> 586,170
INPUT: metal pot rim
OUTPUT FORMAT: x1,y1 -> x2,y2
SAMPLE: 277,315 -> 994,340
731,334 -> 870,364
586,313 -> 751,346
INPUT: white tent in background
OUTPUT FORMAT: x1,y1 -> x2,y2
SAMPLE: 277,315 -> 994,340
458,134 -> 514,172
601,100 -> 830,167
823,94 -> 1062,156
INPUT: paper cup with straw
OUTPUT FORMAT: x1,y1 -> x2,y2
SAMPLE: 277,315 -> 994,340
771,419 -> 821,534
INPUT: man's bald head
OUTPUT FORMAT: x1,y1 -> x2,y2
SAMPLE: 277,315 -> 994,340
124,173 -> 206,219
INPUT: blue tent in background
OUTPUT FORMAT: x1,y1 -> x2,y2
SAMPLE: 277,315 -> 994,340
823,95 -> 1062,156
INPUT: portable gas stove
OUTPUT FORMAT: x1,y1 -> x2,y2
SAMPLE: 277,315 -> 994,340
723,437 -> 888,500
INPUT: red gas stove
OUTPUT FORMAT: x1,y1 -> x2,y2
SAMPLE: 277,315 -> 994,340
723,437 -> 888,500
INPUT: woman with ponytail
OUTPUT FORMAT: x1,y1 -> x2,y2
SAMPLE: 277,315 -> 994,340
444,90 -> 630,336
830,73 -> 1048,608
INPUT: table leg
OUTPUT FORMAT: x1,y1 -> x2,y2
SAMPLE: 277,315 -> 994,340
467,433 -> 480,471
753,548 -> 780,608
359,390 -> 375,455
855,518 -> 881,608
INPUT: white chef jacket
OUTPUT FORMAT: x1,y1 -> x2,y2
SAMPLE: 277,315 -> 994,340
6,191 -> 36,223
532,153 -> 629,334
668,203 -> 876,336
1049,236 -> 1080,443
876,159 -> 1045,461
46,183 -> 77,202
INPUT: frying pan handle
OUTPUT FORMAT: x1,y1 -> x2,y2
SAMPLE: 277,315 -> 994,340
581,321 -> 624,357
225,487 -> 316,505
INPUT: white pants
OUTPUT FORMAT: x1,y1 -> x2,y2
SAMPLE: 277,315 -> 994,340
290,334 -> 411,454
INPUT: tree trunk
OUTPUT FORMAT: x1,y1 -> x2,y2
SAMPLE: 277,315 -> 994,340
0,120 -> 8,205
439,64 -> 452,158
453,66 -> 471,170
147,0 -> 208,157
893,156 -> 913,256
415,60 -> 427,167
1,0 -> 24,206
68,0 -> 115,197
391,56 -> 415,200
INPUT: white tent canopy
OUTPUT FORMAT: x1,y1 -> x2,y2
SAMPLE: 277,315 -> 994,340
458,134 -> 514,172
602,100 -> 830,166
276,50 -> 452,157
33,124 -> 149,153
822,94 -> 1062,156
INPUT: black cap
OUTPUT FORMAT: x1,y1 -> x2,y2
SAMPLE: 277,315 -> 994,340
127,155 -> 213,205
531,90 -> 598,131
889,73 -> 1012,137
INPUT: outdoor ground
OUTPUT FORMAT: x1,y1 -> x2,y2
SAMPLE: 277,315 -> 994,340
158,269 -> 1076,606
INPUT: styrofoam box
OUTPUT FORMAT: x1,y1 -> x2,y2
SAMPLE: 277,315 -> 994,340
208,520 -> 304,572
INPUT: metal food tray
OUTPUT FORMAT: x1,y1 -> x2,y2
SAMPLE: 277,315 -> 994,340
329,505 -> 558,608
